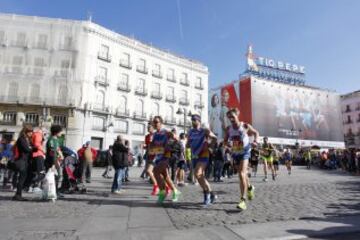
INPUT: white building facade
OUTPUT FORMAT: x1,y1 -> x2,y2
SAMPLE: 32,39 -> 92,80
0,13 -> 208,150
341,90 -> 360,148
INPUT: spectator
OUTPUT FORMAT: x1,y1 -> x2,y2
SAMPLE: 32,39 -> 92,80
214,141 -> 224,182
30,127 -> 46,192
111,136 -> 128,194
78,141 -> 97,183
102,145 -> 113,179
12,125 -> 33,201
123,140 -> 131,182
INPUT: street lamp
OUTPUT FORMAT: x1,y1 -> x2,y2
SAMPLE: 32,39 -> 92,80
176,107 -> 192,134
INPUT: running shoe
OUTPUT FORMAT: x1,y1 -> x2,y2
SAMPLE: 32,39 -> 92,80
210,192 -> 217,204
237,198 -> 247,210
172,189 -> 181,202
288,171 -> 291,175
151,185 -> 159,196
263,177 -> 268,182
157,190 -> 166,203
247,185 -> 255,200
165,185 -> 171,197
272,175 -> 276,181
204,193 -> 211,206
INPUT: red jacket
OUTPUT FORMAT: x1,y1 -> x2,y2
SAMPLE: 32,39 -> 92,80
77,146 -> 97,162
32,130 -> 45,158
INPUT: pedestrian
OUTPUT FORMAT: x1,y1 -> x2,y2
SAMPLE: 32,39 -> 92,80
12,124 -> 33,201
111,136 -> 128,194
31,127 -> 46,193
168,128 -> 181,182
222,148 -> 233,178
250,146 -> 260,177
78,141 -> 97,184
102,145 -> 113,179
175,133 -> 187,186
45,125 -> 64,197
214,141 -> 225,182
124,140 -> 131,182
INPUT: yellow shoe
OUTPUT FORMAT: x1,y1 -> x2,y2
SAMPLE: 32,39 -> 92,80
237,198 -> 247,210
247,185 -> 255,200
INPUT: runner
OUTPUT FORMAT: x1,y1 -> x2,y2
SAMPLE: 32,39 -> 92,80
250,145 -> 260,178
224,108 -> 259,210
187,114 -> 217,206
283,148 -> 293,175
260,137 -> 276,182
143,124 -> 159,196
273,148 -> 280,177
150,116 -> 181,203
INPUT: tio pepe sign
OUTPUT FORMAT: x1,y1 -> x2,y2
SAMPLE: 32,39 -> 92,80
256,57 -> 305,74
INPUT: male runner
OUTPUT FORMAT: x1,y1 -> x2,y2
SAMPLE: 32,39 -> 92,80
187,114 -> 217,206
250,146 -> 260,178
283,148 -> 292,175
150,116 -> 181,203
224,108 -> 259,210
261,137 -> 276,181
143,124 -> 159,195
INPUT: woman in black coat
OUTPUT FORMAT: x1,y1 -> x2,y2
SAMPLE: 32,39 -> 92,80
111,136 -> 128,194
13,125 -> 33,201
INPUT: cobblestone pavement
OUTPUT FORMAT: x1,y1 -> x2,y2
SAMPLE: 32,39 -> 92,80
164,166 -> 360,229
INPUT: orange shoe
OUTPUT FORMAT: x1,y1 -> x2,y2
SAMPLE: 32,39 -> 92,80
151,185 -> 159,196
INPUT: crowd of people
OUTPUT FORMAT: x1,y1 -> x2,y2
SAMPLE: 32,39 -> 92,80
0,108 -> 359,211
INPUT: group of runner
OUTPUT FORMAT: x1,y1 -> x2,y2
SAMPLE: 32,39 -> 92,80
141,107 -> 295,210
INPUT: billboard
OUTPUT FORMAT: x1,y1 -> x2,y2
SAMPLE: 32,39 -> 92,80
251,79 -> 344,142
209,77 -> 344,146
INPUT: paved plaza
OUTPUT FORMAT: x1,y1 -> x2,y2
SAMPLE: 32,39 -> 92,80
0,166 -> 359,240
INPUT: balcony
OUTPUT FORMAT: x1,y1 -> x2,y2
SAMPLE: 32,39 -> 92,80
179,98 -> 190,106
0,112 -> 17,126
116,109 -> 130,117
136,66 -> 148,74
194,101 -> 205,109
119,60 -> 132,70
134,88 -> 148,96
180,78 -> 190,86
97,52 -> 112,63
164,117 -> 177,126
94,76 -> 110,87
133,112 -> 147,120
165,95 -> 176,103
195,84 -> 204,90
166,75 -> 176,83
117,83 -> 131,92
151,91 -> 163,100
152,70 -> 163,79
11,40 -> 27,48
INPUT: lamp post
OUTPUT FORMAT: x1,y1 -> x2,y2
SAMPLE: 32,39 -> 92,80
176,108 -> 192,134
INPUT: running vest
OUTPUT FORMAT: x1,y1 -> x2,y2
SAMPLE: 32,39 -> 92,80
149,129 -> 171,162
262,143 -> 273,157
188,128 -> 209,159
227,122 -> 251,156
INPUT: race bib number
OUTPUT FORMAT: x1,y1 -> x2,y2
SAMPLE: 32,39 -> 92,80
232,140 -> 244,153
149,146 -> 165,155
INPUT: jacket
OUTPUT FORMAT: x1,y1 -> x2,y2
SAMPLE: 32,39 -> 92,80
32,130 -> 45,158
16,136 -> 32,162
77,146 -> 97,162
112,141 -> 128,169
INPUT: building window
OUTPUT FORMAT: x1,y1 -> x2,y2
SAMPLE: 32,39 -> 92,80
195,77 -> 203,89
30,84 -> 40,103
98,44 -> 111,62
151,102 -> 160,117
37,34 -> 48,49
12,56 -> 23,74
15,32 -> 26,47
7,82 -> 18,102
133,122 -> 145,135
137,58 -> 147,74
1,112 -> 16,125
94,90 -> 105,110
58,86 -> 68,105
92,116 -> 105,131
345,105 -> 351,112
151,83 -> 162,99
61,36 -> 72,50
25,113 -> 39,125
167,68 -> 175,82
98,67 -> 108,82
194,93 -> 203,108
152,64 -> 162,78
179,90 -> 189,106
120,53 -> 131,68
53,115 -> 67,128
114,120 -> 128,133
0,31 -> 4,44
347,115 -> 352,124
60,60 -> 70,77
117,96 -> 128,115
34,57 -> 45,75
180,73 -> 189,86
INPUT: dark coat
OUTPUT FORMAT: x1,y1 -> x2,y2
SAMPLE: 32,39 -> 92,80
112,141 -> 128,169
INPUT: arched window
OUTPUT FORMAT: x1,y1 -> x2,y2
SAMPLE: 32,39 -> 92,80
137,99 -> 144,114
94,90 -> 105,110
58,85 -> 68,105
152,102 -> 159,116
119,96 -> 127,112
30,83 -> 40,103
168,105 -> 174,118
8,82 -> 19,102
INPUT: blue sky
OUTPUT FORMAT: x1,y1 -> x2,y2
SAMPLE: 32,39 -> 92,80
1,0 -> 359,94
